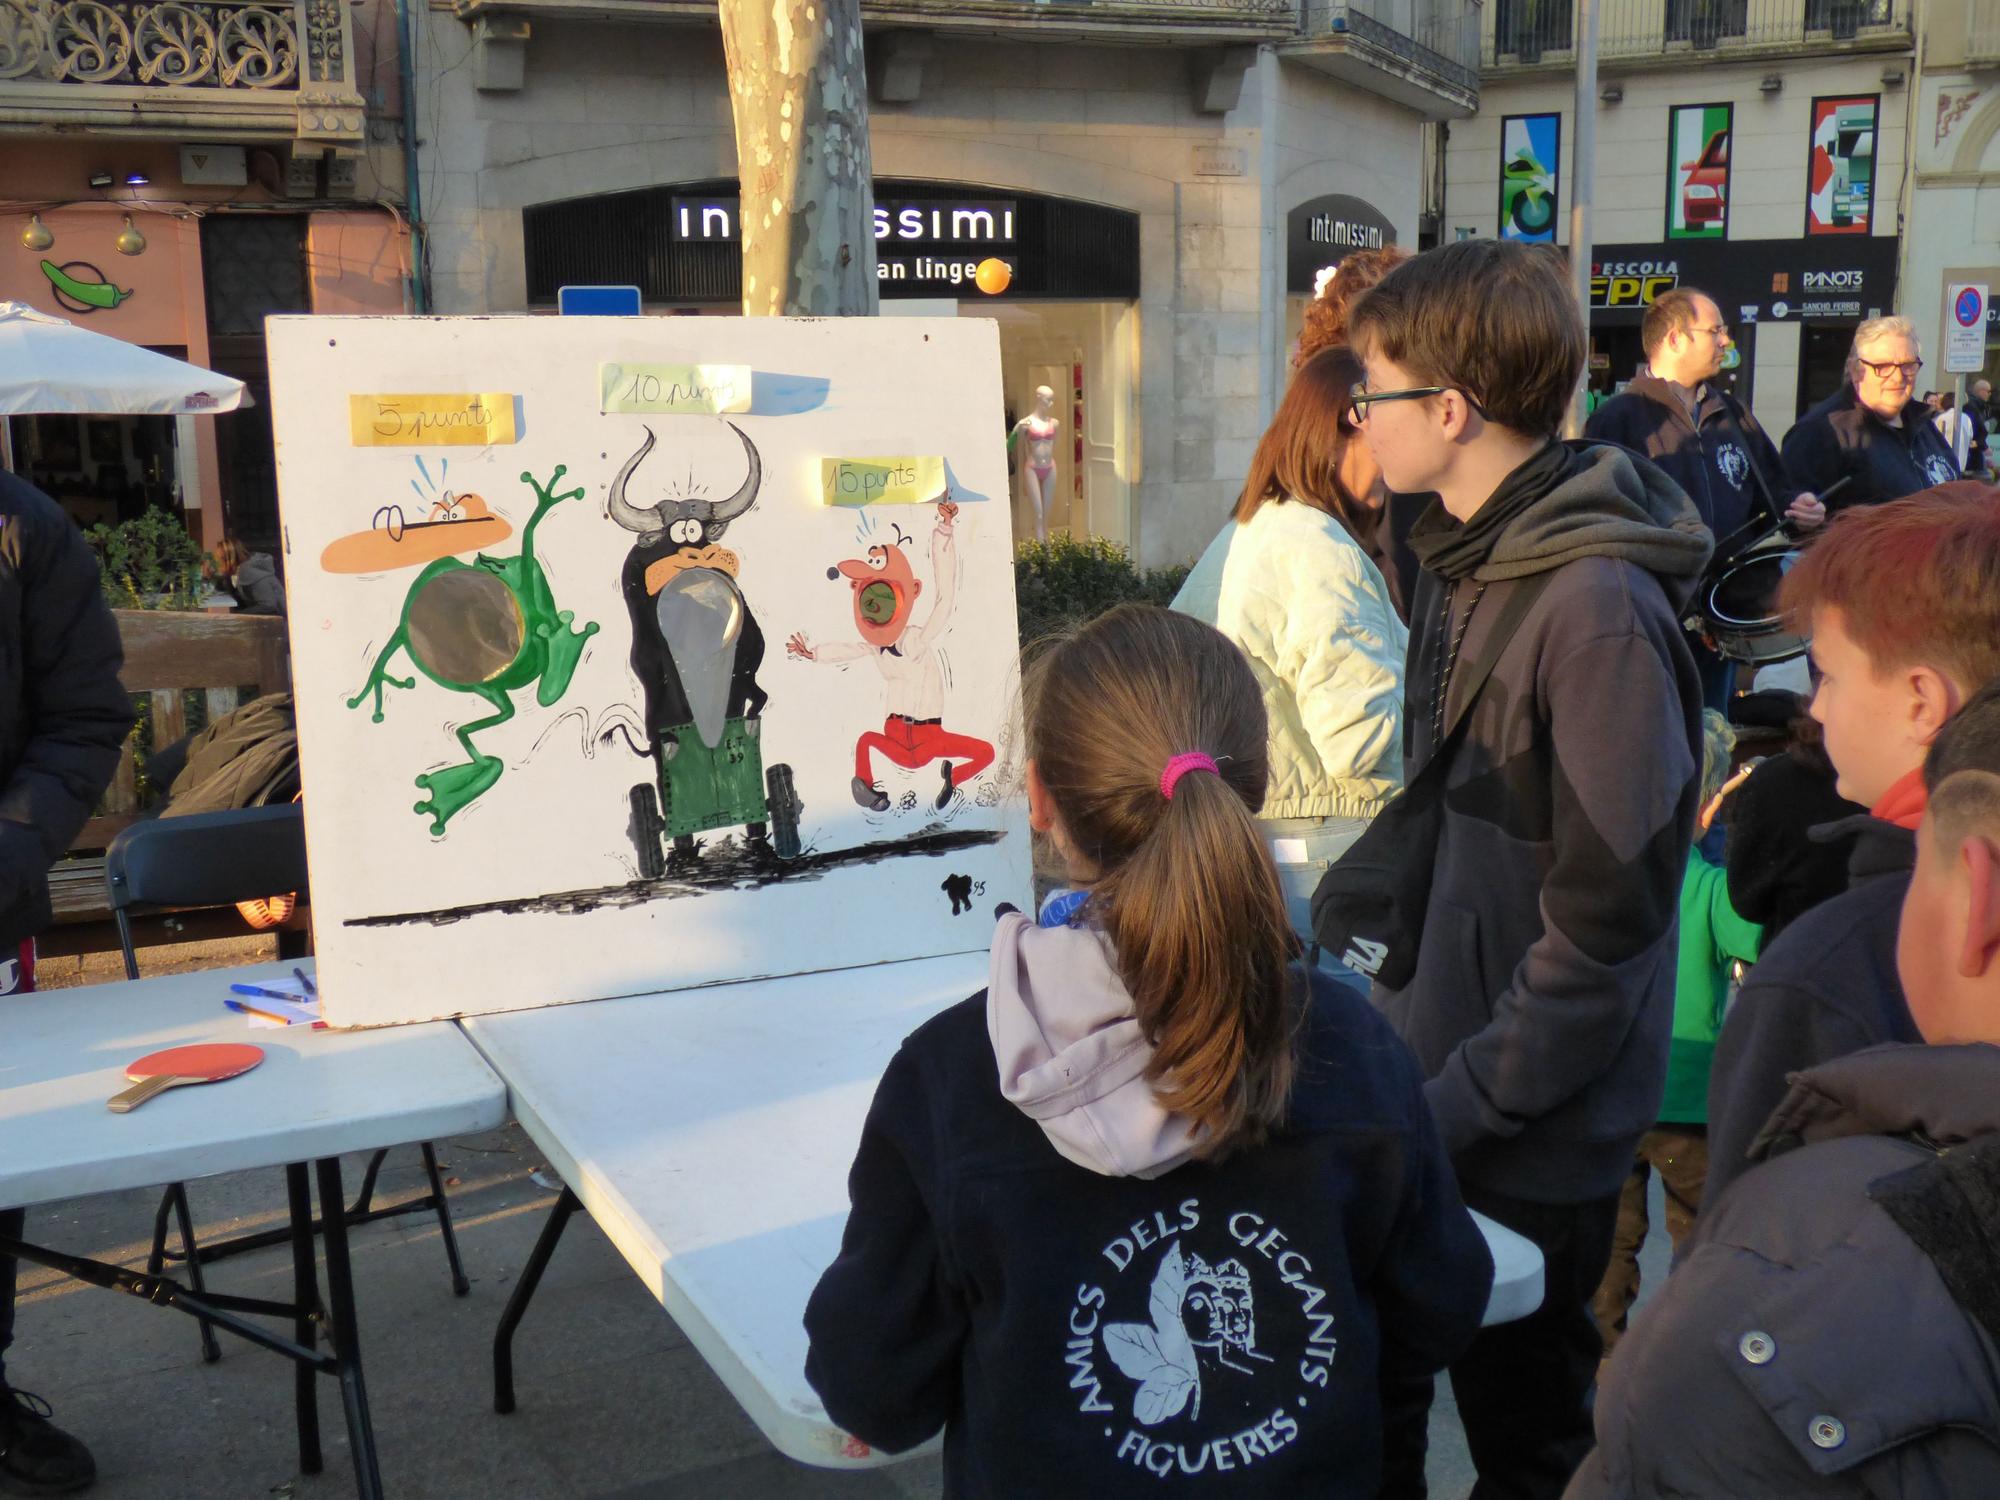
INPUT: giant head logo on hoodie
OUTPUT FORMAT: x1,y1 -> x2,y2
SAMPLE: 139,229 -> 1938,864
1063,1197 -> 1339,1479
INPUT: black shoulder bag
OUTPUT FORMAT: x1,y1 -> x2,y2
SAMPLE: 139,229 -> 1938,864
1309,573 -> 1551,991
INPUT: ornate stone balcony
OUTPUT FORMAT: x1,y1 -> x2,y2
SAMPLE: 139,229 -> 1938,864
0,0 -> 366,150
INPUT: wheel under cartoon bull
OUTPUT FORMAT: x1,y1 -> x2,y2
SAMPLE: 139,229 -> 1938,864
607,422 -> 801,872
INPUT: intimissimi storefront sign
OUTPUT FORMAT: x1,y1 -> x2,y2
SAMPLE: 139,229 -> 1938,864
525,180 -> 1139,303
1284,195 -> 1399,294
670,193 -> 1021,292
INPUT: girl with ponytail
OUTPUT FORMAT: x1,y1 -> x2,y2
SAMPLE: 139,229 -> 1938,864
807,605 -> 1493,1495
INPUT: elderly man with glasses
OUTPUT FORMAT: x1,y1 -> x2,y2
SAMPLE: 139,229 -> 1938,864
1782,316 -> 1963,511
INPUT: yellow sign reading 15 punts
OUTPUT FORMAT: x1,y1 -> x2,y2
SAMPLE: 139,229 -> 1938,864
349,393 -> 519,446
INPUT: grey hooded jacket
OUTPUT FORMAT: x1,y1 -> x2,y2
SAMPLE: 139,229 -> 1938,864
1372,442 -> 1711,1205
1569,1043 -> 2000,1499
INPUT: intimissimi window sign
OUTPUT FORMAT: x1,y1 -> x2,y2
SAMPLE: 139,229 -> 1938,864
527,180 -> 1137,302
1285,194 -> 1399,294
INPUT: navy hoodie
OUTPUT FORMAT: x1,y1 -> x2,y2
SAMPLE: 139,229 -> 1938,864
1704,814 -> 1922,1206
0,471 -> 133,947
804,930 -> 1493,1498
1781,385 -> 1960,511
1585,374 -> 1795,549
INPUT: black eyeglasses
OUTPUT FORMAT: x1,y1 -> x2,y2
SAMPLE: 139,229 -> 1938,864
1856,357 -> 1921,380
1347,382 -> 1488,423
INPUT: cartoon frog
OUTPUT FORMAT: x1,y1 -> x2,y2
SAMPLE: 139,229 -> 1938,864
348,464 -> 598,834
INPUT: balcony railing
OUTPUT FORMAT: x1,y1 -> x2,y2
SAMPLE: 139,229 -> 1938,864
1485,0 -> 1908,65
1970,0 -> 2000,65
0,0 -> 365,146
1304,0 -> 1481,83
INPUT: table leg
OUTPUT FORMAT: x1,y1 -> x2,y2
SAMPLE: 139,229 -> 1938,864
285,1163 -> 324,1475
493,1185 -> 580,1415
315,1157 -> 385,1500
419,1142 -> 470,1296
168,1183 -> 223,1364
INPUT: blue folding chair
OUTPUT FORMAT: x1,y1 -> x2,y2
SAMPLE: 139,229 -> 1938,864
105,805 -> 468,1362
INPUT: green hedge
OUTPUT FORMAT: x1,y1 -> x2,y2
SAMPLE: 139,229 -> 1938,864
1014,534 -> 1192,648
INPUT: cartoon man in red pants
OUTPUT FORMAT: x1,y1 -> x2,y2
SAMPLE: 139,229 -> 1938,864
787,499 -> 995,812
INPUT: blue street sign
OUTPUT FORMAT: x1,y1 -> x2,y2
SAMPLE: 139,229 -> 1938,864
558,285 -> 643,316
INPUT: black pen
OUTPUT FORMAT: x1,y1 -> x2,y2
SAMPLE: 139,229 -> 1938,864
294,966 -> 317,999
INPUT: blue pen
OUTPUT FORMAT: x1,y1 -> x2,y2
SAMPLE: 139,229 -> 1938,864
231,982 -> 301,1004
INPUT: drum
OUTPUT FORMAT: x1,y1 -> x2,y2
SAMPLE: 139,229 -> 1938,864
1695,532 -> 1806,665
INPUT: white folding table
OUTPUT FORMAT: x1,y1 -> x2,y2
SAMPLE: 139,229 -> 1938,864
0,961 -> 508,1500
462,954 -> 1544,1470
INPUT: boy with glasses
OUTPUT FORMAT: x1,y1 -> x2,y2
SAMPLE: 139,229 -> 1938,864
1346,239 -> 1712,1499
1782,316 -> 1961,510
1584,288 -> 1822,710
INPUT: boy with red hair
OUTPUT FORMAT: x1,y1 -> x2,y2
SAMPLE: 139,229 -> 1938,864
1568,677 -> 2000,1498
1704,481 -> 2000,1202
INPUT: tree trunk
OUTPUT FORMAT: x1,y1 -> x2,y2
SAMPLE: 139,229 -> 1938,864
718,0 -> 879,316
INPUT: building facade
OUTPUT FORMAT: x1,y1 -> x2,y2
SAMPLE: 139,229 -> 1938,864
411,0 -> 1479,566
1446,0 -> 1914,442
0,0 -> 412,548
1903,0 -> 2000,403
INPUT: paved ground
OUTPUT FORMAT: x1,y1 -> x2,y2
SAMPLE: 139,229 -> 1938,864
13,939 -> 1671,1499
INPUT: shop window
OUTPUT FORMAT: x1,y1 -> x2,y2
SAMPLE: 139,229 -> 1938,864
1798,323 -> 1856,420
1805,0 -> 1891,38
200,215 -> 307,552
1665,0 -> 1747,47
200,216 -> 310,336
7,408 -> 183,531
1494,0 -> 1574,59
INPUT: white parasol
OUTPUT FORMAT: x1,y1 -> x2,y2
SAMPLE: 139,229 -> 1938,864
0,300 -> 247,417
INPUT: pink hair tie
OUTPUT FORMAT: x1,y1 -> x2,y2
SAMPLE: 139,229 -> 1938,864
1160,751 -> 1220,800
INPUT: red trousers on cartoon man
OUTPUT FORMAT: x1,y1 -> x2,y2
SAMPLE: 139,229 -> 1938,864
855,714 -> 994,790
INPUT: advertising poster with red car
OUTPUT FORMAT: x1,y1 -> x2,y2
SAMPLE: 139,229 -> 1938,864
1806,95 -> 1878,235
1667,103 -> 1731,240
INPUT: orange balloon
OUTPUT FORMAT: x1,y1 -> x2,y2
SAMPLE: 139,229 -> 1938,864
974,258 -> 1012,296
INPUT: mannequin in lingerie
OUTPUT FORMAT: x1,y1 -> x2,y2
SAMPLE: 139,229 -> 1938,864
1009,385 -> 1061,541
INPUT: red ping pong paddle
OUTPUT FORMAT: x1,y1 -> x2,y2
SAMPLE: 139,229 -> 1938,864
107,1042 -> 264,1114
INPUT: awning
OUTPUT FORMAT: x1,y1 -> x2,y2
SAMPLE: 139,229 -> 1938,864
0,300 -> 247,417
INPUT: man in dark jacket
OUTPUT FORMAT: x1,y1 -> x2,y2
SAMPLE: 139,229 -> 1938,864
0,468 -> 133,1495
1567,681 -> 2000,1500
1782,317 -> 1961,510
1585,288 -> 1824,709
1348,239 -> 1709,1499
1705,485 -> 2000,1204
1966,377 -> 1992,477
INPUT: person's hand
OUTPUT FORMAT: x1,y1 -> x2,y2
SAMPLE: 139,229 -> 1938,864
785,631 -> 815,661
935,499 -> 958,537
1700,763 -> 1756,834
1785,493 -> 1825,530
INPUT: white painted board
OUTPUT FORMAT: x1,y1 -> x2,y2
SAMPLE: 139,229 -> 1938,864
266,316 -> 1030,1028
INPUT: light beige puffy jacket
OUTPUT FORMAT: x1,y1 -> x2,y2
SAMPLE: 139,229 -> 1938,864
1172,498 -> 1407,820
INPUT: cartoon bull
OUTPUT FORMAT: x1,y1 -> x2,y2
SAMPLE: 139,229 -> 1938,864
606,422 -> 799,869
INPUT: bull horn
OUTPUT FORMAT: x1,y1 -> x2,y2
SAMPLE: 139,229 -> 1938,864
705,422 -> 762,527
607,426 -> 664,535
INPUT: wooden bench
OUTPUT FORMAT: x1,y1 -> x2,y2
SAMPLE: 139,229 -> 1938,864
45,609 -> 293,953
